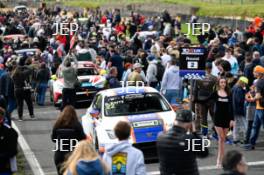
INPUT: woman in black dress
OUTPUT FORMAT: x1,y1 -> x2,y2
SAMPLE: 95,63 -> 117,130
212,77 -> 234,168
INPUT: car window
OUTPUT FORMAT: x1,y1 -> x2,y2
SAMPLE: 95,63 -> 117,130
104,93 -> 171,116
77,68 -> 96,76
93,94 -> 102,110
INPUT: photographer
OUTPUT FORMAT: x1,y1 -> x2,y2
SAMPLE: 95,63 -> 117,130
157,109 -> 209,175
61,54 -> 78,110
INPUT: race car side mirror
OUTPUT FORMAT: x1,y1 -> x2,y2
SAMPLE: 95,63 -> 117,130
90,109 -> 100,119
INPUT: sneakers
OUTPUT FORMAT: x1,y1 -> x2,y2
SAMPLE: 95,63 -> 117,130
211,133 -> 218,141
244,144 -> 255,150
233,140 -> 241,145
18,118 -> 23,122
30,115 -> 36,119
225,138 -> 233,145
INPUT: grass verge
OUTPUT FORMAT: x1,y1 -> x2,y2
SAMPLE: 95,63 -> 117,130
46,0 -> 264,18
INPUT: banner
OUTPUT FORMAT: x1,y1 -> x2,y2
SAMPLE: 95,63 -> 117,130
179,47 -> 206,79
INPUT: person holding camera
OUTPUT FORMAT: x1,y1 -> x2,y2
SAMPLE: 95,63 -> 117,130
61,54 -> 78,110
11,59 -> 35,121
157,109 -> 209,175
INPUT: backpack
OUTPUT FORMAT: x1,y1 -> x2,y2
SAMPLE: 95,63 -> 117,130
156,62 -> 165,82
195,75 -> 217,101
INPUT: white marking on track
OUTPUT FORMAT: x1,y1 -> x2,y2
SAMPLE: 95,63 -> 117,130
12,122 -> 45,175
147,161 -> 264,175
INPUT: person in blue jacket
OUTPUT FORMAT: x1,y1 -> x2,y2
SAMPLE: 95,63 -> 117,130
63,140 -> 109,175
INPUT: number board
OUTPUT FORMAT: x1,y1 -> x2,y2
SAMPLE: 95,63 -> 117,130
179,47 -> 206,79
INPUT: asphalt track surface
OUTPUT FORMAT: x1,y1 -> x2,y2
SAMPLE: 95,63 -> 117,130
12,94 -> 264,175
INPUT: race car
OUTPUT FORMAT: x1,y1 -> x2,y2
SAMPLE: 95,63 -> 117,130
15,48 -> 39,57
13,5 -> 28,13
81,86 -> 176,159
50,61 -> 105,107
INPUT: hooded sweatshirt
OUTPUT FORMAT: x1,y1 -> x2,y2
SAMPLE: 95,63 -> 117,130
161,65 -> 181,90
103,140 -> 146,175
67,159 -> 105,175
146,60 -> 158,83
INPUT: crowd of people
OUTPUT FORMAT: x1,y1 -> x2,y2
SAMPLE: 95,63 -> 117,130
1,1 -> 264,175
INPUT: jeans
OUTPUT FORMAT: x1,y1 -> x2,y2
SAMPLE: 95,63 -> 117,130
61,88 -> 76,110
37,83 -> 48,105
233,115 -> 247,141
164,89 -> 181,104
245,121 -> 253,144
7,97 -> 16,114
250,109 -> 264,145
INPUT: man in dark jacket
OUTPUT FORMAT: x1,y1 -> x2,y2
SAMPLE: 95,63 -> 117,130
0,107 -> 18,175
36,62 -> 50,106
157,109 -> 209,175
107,49 -> 124,81
193,62 -> 217,136
105,67 -> 121,89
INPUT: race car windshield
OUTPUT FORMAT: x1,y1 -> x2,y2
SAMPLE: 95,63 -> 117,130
77,68 -> 97,76
104,93 -> 171,116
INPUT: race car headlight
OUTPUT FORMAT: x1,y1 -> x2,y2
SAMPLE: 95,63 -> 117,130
106,130 -> 116,139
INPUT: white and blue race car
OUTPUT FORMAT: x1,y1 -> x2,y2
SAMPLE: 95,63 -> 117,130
81,86 -> 176,159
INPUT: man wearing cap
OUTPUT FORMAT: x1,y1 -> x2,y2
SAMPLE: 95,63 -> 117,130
127,63 -> 145,86
244,65 -> 264,150
231,76 -> 248,144
0,107 -> 18,175
157,109 -> 209,175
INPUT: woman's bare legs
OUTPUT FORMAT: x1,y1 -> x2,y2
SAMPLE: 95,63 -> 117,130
215,126 -> 229,168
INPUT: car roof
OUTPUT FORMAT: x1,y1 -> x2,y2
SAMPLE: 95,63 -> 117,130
15,48 -> 38,54
77,61 -> 96,69
14,5 -> 27,9
3,34 -> 26,40
100,86 -> 159,97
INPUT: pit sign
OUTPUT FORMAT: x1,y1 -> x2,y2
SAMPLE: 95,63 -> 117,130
179,47 -> 206,79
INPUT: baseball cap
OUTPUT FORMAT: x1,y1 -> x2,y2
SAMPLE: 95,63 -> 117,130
239,76 -> 249,84
176,109 -> 194,123
133,63 -> 143,69
253,65 -> 264,73
147,54 -> 156,62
